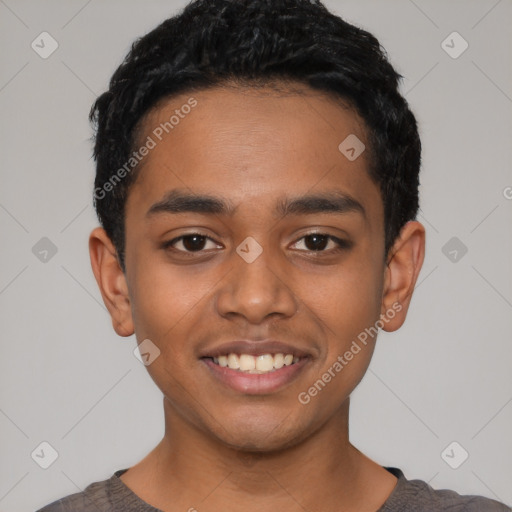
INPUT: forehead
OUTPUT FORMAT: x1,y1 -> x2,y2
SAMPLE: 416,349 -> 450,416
127,83 -> 381,221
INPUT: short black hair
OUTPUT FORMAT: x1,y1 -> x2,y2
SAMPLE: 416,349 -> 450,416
90,0 -> 421,272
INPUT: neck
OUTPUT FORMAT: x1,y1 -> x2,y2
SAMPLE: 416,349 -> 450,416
120,397 -> 396,512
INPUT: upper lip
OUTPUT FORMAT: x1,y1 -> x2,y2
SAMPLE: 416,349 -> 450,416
199,340 -> 311,359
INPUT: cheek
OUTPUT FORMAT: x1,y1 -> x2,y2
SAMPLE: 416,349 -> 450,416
128,260 -> 210,346
128,263 -> 206,396
305,260 -> 383,339
297,287 -> 380,413
301,254 -> 383,392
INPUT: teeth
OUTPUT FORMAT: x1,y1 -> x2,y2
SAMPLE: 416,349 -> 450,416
239,354 -> 256,371
210,353 -> 301,373
273,353 -> 284,369
256,354 -> 274,372
227,353 -> 240,369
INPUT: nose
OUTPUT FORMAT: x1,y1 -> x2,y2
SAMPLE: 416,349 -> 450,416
215,242 -> 298,324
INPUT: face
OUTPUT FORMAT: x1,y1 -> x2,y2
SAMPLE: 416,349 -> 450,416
90,83 -> 424,452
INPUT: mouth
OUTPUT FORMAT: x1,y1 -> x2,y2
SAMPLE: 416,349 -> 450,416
201,352 -> 303,374
200,352 -> 311,394
199,340 -> 313,394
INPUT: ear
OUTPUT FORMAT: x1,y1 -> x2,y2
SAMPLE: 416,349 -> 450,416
380,221 -> 425,332
89,227 -> 134,337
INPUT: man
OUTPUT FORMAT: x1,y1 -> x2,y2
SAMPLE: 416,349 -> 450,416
37,0 -> 511,510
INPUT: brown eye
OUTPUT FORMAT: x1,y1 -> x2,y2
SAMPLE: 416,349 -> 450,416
303,234 -> 330,251
291,233 -> 351,253
163,233 -> 220,253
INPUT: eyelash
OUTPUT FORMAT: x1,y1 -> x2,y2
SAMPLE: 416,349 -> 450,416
162,231 -> 351,255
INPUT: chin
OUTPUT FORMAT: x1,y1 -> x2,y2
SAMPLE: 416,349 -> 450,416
209,417 -> 309,454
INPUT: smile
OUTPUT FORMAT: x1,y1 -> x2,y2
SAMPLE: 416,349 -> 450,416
205,352 -> 301,374
201,354 -> 310,394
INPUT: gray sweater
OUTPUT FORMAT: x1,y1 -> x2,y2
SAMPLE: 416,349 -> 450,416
36,467 -> 511,511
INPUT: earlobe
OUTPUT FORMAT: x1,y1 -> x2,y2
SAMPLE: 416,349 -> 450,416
89,227 -> 134,337
381,221 -> 425,332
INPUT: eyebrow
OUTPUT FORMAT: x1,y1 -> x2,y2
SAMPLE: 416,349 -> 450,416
146,188 -> 365,219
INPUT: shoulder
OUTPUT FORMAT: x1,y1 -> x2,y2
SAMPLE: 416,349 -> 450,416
35,471 -> 120,512
381,467 -> 511,512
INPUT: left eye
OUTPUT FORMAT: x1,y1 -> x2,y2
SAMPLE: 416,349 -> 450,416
291,233 -> 348,253
164,233 -> 220,253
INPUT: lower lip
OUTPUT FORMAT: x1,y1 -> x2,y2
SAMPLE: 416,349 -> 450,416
201,358 -> 310,394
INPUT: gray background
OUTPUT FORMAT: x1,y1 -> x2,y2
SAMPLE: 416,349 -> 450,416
1,0 -> 511,510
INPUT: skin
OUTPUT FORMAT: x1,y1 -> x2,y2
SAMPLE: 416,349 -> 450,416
89,82 -> 425,512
